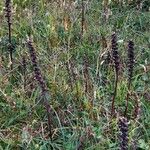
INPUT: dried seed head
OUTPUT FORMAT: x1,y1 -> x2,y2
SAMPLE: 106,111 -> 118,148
111,33 -> 120,73
127,40 -> 134,82
27,37 -> 47,94
118,117 -> 129,150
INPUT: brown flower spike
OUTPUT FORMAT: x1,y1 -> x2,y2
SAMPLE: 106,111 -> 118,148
5,0 -> 13,69
124,40 -> 134,117
111,33 -> 120,116
27,37 -> 53,140
118,117 -> 129,150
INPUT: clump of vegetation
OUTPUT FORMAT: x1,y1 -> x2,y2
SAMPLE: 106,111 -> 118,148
0,0 -> 150,149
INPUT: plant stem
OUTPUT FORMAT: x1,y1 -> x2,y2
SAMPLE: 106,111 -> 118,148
124,81 -> 131,117
111,70 -> 118,116
81,0 -> 84,38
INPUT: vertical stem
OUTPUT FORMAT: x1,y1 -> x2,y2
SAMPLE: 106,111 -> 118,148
81,0 -> 84,38
124,81 -> 131,117
124,40 -> 134,117
111,33 -> 119,117
9,23 -> 13,69
8,22 -> 11,43
27,37 -> 53,140
22,56 -> 26,91
111,70 -> 118,116
6,0 -> 13,69
44,100 -> 53,141
83,55 -> 88,94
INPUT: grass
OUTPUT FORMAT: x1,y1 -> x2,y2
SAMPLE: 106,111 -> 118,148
0,0 -> 150,149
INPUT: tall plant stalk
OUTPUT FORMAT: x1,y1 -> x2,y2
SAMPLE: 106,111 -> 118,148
111,33 -> 120,116
83,55 -> 89,94
124,40 -> 134,117
27,37 -> 53,140
5,0 -> 13,69
81,0 -> 85,38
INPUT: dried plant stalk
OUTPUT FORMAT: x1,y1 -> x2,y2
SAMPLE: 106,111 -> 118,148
83,55 -> 89,94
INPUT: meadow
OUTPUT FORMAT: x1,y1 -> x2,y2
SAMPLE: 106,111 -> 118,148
0,0 -> 150,149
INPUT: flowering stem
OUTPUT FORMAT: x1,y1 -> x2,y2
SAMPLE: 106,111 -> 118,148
27,37 -> 53,140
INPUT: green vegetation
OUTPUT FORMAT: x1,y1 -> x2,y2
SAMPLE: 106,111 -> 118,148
0,0 -> 150,149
